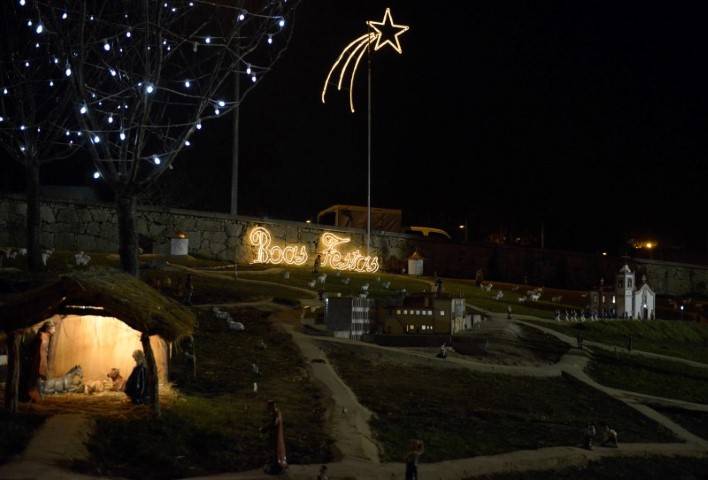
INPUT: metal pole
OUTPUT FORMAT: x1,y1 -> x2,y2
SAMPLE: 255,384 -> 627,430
367,26 -> 372,256
230,47 -> 241,216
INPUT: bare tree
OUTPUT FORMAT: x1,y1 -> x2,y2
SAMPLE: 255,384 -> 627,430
0,2 -> 79,271
42,0 -> 300,275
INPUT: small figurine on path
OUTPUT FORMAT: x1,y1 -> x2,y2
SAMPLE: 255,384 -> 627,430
261,400 -> 288,475
313,254 -> 322,274
583,423 -> 596,450
436,343 -> 448,359
576,332 -> 584,350
507,305 -> 513,320
602,424 -> 618,447
405,439 -> 424,480
317,465 -> 329,480
626,335 -> 632,353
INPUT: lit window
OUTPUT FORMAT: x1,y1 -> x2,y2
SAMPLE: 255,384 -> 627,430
396,309 -> 401,315
403,310 -> 408,315
428,310 -> 433,315
440,311 -> 445,316
416,310 -> 421,315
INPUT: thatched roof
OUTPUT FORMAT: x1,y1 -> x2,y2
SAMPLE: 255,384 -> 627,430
0,270 -> 195,340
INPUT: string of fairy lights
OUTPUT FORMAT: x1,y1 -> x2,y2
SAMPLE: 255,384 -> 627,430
0,0 -> 298,186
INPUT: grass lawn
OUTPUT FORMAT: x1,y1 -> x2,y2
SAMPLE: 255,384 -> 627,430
525,319 -> 708,364
238,265 -> 430,300
651,406 -> 708,442
586,348 -> 708,404
77,308 -> 332,479
466,456 -> 708,480
443,280 -> 560,318
320,343 -> 676,463
0,411 -> 46,465
142,269 -> 305,305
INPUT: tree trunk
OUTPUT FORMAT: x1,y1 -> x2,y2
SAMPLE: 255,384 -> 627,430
117,193 -> 139,276
140,333 -> 160,417
26,161 -> 42,272
5,331 -> 22,414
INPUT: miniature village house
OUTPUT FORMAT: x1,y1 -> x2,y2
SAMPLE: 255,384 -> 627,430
382,293 -> 467,335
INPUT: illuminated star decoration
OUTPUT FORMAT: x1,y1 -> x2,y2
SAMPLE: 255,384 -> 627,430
321,8 -> 409,113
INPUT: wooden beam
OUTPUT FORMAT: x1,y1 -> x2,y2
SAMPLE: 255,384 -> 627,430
4,331 -> 21,414
140,333 -> 160,417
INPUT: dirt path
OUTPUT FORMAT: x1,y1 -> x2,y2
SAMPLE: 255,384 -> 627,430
184,443 -> 707,480
0,414 -> 95,480
283,323 -> 380,464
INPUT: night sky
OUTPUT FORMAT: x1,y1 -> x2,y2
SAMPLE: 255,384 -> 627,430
3,1 -> 708,256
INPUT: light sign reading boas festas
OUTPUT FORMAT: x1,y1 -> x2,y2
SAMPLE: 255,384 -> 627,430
248,227 -> 380,273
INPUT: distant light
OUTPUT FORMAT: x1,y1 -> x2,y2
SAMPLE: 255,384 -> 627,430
251,75 -> 257,83
19,0 -> 26,6
153,155 -> 161,165
146,84 -> 155,94
218,100 -> 226,107
119,131 -> 126,141
278,18 -> 285,28
205,37 -> 211,44
184,80 -> 191,88
267,35 -> 273,45
35,24 -> 44,34
24,61 -> 30,68
238,13 -> 245,21
80,105 -> 87,114
602,252 -> 607,256
65,67 -> 72,77
110,68 -> 117,77
680,305 -> 684,311
2,88 -> 7,94
246,65 -> 251,75
103,42 -> 111,51
196,122 -> 202,130
214,108 -> 220,115
93,135 -> 101,143
458,225 -> 465,229
49,81 -> 54,87
305,220 -> 312,224
645,242 -> 654,249
62,12 -> 68,20
93,171 -> 101,179
0,116 -> 4,122
108,116 -> 114,124
20,125 -> 26,131
184,140 -> 191,146
126,31 -> 132,38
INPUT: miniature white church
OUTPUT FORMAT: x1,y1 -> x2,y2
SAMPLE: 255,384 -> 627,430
616,264 -> 655,320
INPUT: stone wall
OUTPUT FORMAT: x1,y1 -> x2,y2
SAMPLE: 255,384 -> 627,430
0,195 -> 409,268
2,194 -> 707,296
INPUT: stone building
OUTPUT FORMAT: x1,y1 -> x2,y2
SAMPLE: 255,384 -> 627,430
616,264 -> 656,320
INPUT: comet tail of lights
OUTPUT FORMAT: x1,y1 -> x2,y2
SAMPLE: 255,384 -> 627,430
320,232 -> 380,273
321,8 -> 409,113
247,227 -> 380,273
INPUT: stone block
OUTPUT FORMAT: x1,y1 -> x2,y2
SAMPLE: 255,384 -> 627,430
14,203 -> 27,216
40,232 -> 55,248
196,219 -> 222,232
225,222 -> 243,238
86,223 -> 101,236
77,234 -> 96,251
55,232 -> 77,250
56,208 -> 78,224
40,206 -> 55,223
